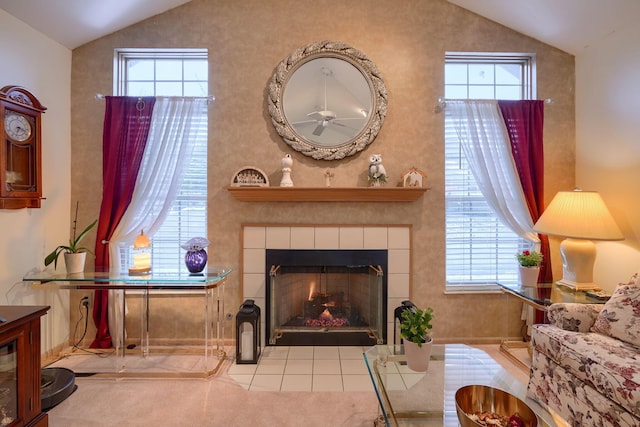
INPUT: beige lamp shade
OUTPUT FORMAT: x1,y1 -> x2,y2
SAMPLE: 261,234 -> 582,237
533,189 -> 623,290
533,190 -> 623,240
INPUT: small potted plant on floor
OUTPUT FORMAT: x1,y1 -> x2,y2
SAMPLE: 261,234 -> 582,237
44,203 -> 97,274
400,306 -> 434,372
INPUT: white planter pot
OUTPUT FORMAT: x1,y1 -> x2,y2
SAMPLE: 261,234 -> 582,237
518,265 -> 540,287
64,252 -> 86,274
403,338 -> 433,372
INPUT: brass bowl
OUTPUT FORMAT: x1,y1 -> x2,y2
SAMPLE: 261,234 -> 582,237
455,385 -> 538,427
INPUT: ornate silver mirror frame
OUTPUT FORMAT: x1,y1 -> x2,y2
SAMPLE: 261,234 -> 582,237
268,41 -> 387,160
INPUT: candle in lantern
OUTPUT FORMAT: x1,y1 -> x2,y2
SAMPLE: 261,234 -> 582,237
129,230 -> 152,275
241,330 -> 253,361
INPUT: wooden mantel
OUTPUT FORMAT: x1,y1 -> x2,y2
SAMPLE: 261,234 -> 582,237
226,186 -> 427,202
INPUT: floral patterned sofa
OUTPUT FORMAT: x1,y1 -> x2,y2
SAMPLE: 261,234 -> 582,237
527,275 -> 640,427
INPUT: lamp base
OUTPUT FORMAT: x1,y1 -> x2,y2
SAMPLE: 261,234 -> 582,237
128,267 -> 151,275
556,279 -> 601,291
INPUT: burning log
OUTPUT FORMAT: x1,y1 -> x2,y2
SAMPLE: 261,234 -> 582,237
319,308 -> 334,321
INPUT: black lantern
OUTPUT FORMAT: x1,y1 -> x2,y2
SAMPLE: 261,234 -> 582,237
236,299 -> 261,364
394,300 -> 416,351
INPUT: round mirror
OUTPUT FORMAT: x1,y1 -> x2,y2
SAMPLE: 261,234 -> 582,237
268,41 -> 387,160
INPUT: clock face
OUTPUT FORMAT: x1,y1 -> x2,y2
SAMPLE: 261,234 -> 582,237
5,112 -> 32,142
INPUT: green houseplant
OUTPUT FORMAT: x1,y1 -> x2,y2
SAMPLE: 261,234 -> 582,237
516,250 -> 543,267
516,250 -> 543,287
400,306 -> 434,347
400,306 -> 434,372
44,204 -> 97,273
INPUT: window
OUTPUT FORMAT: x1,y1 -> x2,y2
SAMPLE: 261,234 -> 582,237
115,49 -> 208,272
444,53 -> 535,290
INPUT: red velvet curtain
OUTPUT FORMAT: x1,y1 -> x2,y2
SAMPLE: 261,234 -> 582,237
498,100 -> 551,322
90,96 -> 155,349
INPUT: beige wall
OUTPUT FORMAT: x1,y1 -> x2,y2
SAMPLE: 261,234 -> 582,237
71,0 -> 575,343
575,23 -> 640,290
0,9 -> 72,354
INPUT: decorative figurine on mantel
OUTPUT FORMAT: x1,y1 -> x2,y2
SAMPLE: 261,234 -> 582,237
230,166 -> 269,187
401,167 -> 428,188
324,169 -> 334,187
368,154 -> 387,187
280,154 -> 294,187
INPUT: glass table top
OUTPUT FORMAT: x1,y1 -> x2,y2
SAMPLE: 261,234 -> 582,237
363,344 -> 560,426
498,282 -> 605,308
23,267 -> 232,290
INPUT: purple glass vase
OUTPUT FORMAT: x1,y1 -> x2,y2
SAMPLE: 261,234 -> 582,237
185,249 -> 207,274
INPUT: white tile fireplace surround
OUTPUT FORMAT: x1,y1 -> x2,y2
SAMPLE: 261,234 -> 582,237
242,225 -> 411,347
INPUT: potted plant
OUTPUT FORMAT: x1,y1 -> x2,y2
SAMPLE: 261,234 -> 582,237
400,306 -> 434,372
516,250 -> 543,287
45,204 -> 97,274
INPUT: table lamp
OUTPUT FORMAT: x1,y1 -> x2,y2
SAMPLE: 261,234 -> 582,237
533,188 -> 623,291
129,230 -> 152,275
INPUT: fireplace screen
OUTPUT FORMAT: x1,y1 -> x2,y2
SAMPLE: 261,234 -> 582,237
266,249 -> 387,346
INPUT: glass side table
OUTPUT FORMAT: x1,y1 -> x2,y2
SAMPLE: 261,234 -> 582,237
363,344 -> 559,426
24,268 -> 232,378
498,282 -> 606,370
499,282 -> 606,310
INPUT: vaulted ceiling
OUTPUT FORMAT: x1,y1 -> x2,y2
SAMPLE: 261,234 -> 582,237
447,0 -> 640,55
0,0 -> 191,49
1,0 -> 639,54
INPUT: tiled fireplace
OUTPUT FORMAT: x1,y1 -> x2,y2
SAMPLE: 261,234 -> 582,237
242,225 -> 411,347
266,248 -> 387,346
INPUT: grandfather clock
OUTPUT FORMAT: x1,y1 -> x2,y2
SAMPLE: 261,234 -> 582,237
0,86 -> 46,209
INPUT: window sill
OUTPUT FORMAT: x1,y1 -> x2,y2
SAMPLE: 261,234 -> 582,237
444,284 -> 503,294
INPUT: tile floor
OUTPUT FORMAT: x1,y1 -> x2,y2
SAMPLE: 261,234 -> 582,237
227,345 -> 374,392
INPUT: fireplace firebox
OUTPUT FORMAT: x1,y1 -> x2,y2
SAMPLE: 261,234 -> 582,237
266,249 -> 387,346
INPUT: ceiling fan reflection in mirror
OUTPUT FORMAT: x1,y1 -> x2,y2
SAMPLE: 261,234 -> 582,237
268,40 -> 387,160
291,66 -> 369,137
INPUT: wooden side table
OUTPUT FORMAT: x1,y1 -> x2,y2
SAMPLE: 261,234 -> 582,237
0,305 -> 50,427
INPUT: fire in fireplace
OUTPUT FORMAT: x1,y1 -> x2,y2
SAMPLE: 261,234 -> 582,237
266,249 -> 387,346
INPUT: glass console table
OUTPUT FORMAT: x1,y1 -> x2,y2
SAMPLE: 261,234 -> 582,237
24,268 -> 232,378
499,282 -> 605,311
498,282 -> 605,369
363,344 -> 560,426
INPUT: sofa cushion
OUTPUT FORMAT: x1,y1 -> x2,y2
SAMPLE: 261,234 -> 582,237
591,282 -> 640,347
532,324 -> 640,418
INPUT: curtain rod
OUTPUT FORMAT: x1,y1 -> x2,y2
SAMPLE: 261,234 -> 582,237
435,97 -> 553,113
94,93 -> 215,104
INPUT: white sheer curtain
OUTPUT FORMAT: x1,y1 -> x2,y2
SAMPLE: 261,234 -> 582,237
109,97 -> 208,268
446,100 -> 539,244
447,100 -> 539,330
106,97 -> 208,342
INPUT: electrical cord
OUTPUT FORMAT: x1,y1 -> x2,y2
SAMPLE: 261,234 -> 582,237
71,298 -> 89,349
70,297 -> 111,358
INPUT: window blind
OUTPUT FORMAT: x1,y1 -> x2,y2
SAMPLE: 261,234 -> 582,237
444,53 -> 534,289
115,49 -> 208,273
